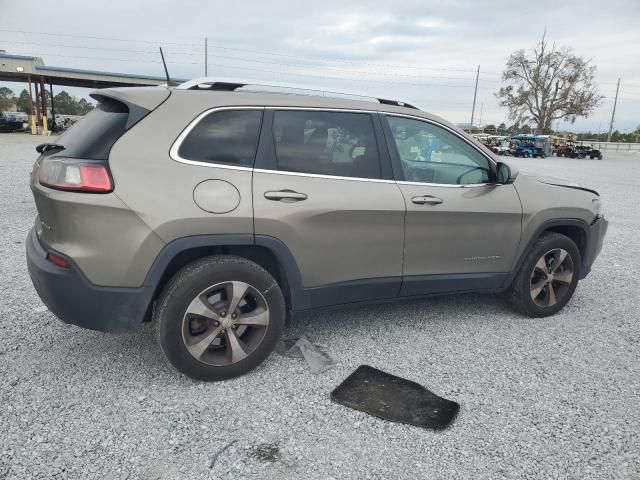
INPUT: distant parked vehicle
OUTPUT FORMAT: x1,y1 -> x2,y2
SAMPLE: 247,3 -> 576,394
493,142 -> 511,155
573,145 -> 603,160
510,134 -> 547,158
555,141 -> 576,157
511,141 -> 544,158
0,112 -> 23,133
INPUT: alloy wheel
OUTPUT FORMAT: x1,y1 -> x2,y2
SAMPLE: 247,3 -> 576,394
529,248 -> 574,308
181,281 -> 270,366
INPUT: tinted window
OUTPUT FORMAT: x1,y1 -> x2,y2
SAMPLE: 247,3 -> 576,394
56,98 -> 130,160
386,116 -> 493,185
273,111 -> 381,179
178,110 -> 263,167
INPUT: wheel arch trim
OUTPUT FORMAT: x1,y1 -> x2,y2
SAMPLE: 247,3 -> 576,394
502,218 -> 591,288
143,234 -> 309,311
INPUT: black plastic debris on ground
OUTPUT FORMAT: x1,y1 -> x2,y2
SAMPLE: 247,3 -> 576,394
331,365 -> 459,429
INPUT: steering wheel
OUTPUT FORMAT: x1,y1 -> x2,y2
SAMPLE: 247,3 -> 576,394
456,166 -> 487,184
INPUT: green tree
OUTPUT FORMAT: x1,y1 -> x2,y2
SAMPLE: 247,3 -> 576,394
53,91 -> 94,115
76,98 -> 94,115
0,87 -> 16,112
496,32 -> 602,133
16,89 -> 32,113
53,91 -> 76,115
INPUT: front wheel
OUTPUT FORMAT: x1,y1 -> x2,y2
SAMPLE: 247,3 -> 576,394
504,232 -> 581,317
155,255 -> 286,381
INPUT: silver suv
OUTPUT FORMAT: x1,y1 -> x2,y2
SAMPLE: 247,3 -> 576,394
27,79 -> 608,380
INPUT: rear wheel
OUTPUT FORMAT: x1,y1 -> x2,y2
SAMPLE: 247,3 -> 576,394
155,255 -> 285,381
505,232 -> 581,317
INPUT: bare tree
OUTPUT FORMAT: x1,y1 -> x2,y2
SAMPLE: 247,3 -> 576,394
496,33 -> 602,133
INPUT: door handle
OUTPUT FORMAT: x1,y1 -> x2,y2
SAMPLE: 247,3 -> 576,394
264,190 -> 308,202
412,195 -> 443,205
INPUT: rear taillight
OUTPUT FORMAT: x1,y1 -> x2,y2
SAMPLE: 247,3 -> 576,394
38,157 -> 113,193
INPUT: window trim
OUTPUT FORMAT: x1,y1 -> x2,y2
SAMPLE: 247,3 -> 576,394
169,106 -> 265,170
169,105 -> 498,187
381,113 -> 498,187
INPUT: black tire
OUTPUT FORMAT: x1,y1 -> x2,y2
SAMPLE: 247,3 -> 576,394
155,255 -> 286,381
504,232 -> 581,318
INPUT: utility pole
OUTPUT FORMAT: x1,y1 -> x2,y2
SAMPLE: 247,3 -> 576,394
49,81 -> 56,132
204,37 -> 208,76
27,74 -> 35,134
607,78 -> 620,142
470,65 -> 480,130
478,102 -> 484,130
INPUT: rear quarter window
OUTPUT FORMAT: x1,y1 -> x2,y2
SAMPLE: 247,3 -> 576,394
56,98 -> 130,160
177,110 -> 263,167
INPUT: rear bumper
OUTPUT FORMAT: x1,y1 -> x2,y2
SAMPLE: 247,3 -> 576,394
579,215 -> 608,279
26,228 -> 150,333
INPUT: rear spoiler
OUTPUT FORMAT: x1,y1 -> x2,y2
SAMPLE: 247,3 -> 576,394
90,87 -> 171,130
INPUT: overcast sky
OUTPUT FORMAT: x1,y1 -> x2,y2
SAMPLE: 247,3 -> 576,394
2,0 -> 639,132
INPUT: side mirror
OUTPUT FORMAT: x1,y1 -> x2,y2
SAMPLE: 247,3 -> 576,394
496,162 -> 512,184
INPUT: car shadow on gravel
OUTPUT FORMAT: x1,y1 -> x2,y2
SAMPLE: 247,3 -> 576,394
288,291 -> 511,332
51,292 -> 511,383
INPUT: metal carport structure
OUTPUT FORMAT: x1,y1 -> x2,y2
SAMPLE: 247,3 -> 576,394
0,52 -> 184,134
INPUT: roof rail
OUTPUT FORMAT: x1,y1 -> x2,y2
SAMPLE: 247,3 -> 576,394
175,77 -> 420,110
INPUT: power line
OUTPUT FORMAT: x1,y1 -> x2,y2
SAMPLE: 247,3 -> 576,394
0,28 -> 504,75
5,48 -> 498,89
3,28 -> 635,98
10,46 -> 640,102
0,38 -> 505,82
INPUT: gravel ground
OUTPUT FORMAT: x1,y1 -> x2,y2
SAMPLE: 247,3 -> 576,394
1,133 -> 638,479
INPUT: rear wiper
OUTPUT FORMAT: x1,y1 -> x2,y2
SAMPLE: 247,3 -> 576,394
36,143 -> 65,154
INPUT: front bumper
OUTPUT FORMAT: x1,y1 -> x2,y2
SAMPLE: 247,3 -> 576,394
26,228 -> 150,333
579,215 -> 608,279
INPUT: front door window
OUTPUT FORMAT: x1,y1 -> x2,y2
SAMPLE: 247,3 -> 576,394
386,116 -> 493,185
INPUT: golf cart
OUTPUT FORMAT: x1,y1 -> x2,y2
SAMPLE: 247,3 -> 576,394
573,144 -> 603,160
510,134 -> 546,158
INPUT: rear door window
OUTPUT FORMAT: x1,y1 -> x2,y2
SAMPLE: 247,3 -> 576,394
272,110 -> 381,179
56,97 -> 129,160
177,110 -> 263,167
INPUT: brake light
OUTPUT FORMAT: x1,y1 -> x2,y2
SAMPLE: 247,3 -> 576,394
38,157 -> 113,193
